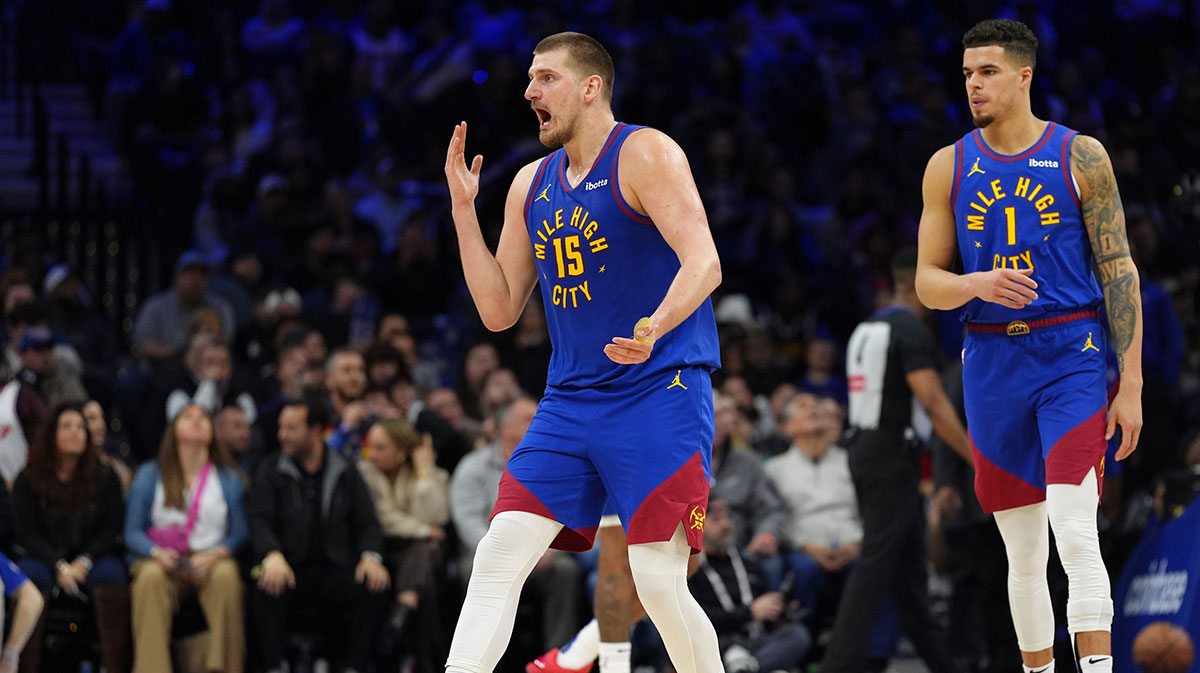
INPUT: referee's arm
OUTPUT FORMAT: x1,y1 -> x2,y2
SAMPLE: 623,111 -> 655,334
907,368 -> 973,467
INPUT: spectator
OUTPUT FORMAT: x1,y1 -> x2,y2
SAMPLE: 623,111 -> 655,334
764,392 -> 862,622
709,394 -> 788,584
83,400 -> 134,494
324,348 -> 370,459
448,396 -> 581,651
689,498 -> 811,673
363,339 -> 409,389
215,404 -> 261,481
0,553 -> 46,673
125,404 -> 248,673
426,386 -> 482,447
251,394 -> 389,673
131,251 -> 236,363
42,264 -> 120,397
12,404 -> 129,673
359,418 -> 450,672
13,324 -> 87,410
0,364 -> 47,490
798,333 -> 848,406
165,341 -> 258,425
456,342 -> 499,421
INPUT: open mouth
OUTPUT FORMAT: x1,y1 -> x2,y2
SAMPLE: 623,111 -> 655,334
534,107 -> 552,129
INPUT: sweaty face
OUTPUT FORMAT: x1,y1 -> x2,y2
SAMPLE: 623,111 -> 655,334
962,45 -> 1028,128
525,49 -> 583,149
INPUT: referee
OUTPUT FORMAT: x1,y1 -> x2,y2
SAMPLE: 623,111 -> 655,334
821,248 -> 972,673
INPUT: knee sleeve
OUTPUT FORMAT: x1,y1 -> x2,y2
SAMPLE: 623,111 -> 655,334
1048,469 -> 1112,634
628,526 -> 722,673
994,502 -> 1055,652
445,511 -> 562,673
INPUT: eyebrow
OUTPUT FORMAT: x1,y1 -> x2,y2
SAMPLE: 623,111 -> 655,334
963,63 -> 1003,71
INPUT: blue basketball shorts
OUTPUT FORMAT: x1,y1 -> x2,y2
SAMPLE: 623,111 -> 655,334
492,366 -> 714,552
963,311 -> 1108,513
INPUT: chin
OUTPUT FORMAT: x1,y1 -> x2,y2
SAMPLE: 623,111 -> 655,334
973,112 -> 995,128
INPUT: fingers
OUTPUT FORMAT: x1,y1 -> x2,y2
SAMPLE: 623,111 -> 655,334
471,154 -> 483,176
604,338 -> 652,365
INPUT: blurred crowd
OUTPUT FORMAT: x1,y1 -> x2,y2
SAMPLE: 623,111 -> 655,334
1,0 -> 1198,672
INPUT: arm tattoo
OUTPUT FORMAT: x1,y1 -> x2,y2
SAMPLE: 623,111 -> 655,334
1073,135 -> 1138,372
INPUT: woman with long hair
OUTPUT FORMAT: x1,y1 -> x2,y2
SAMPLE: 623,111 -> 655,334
124,404 -> 247,673
11,403 -> 128,673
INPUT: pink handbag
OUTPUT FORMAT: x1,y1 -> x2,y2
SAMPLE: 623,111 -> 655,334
146,463 -> 212,554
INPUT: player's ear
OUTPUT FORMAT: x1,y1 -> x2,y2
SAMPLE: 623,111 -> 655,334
1020,65 -> 1034,88
584,75 -> 604,102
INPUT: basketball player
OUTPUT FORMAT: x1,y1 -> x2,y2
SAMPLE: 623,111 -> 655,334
443,31 -> 723,673
915,18 -> 1143,673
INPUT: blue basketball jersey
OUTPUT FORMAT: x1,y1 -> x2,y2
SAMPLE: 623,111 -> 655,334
522,122 -> 720,388
950,122 -> 1103,323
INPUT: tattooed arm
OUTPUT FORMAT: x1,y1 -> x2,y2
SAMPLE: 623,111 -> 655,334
1072,134 -> 1143,459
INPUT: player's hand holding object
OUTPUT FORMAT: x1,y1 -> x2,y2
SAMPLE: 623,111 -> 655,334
604,316 -> 655,364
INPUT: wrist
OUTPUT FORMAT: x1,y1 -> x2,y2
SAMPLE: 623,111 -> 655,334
1,649 -> 17,662
360,551 -> 383,565
75,555 -> 93,572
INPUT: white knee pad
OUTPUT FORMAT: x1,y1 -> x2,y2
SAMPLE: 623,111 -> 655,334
1048,469 -> 1112,635
628,526 -> 722,673
994,501 -> 1056,652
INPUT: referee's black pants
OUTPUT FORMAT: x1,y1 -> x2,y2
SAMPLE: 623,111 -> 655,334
820,430 -> 962,673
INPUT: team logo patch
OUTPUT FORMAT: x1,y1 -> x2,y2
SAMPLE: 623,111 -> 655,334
1081,331 -> 1100,352
667,370 -> 687,390
1006,320 -> 1030,336
689,505 -> 706,531
967,157 -> 986,177
535,184 -> 551,202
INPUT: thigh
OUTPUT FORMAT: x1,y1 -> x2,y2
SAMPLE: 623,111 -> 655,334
495,390 -> 609,552
964,334 -> 1046,513
592,368 -> 714,553
86,555 -> 129,586
1032,325 -> 1108,489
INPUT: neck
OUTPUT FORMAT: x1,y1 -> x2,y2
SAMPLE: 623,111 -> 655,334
563,114 -> 617,185
178,442 -> 209,477
978,110 -> 1046,155
794,436 -> 828,459
301,441 -> 325,474
56,453 -> 81,481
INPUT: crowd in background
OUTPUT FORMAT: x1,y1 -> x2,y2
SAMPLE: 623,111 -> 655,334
1,0 -> 1198,672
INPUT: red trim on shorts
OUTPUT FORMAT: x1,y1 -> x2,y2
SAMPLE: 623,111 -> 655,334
972,122 -> 1056,162
626,450 -> 709,554
1045,407 -> 1106,496
966,310 -> 1098,333
491,469 -> 597,552
972,433 -> 1047,514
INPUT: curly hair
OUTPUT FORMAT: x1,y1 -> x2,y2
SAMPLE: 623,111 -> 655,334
963,19 -> 1038,69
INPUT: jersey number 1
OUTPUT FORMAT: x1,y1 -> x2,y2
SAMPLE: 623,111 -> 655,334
1005,207 -> 1016,246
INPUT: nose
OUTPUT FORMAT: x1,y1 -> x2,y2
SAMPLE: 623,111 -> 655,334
524,80 -> 538,101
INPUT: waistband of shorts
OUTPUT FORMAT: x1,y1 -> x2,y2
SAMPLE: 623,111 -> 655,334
966,309 -> 1098,336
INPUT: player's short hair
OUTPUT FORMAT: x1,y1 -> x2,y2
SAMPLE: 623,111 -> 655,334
534,32 -> 615,102
963,19 -> 1038,70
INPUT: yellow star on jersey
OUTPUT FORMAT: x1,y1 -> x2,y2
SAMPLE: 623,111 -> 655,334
974,241 -> 981,248
598,265 -> 605,273
1044,235 -> 1050,242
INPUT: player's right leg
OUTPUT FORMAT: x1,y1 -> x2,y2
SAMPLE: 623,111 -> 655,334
993,502 -> 1055,670
445,511 -> 564,673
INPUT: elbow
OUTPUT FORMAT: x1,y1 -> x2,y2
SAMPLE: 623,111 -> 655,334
480,311 -> 519,333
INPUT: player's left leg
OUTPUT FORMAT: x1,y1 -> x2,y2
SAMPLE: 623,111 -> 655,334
628,524 -> 722,673
1047,469 -> 1112,671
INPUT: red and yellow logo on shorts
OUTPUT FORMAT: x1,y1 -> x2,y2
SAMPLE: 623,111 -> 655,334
689,505 -> 706,531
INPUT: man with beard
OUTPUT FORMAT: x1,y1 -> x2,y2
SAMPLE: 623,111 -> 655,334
444,31 -> 723,673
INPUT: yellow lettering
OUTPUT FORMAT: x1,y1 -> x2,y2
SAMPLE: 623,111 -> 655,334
552,284 -> 564,307
567,286 -> 579,307
1035,194 -> 1055,211
1015,176 -> 1030,198
554,209 -> 564,231
1040,212 -> 1060,226
578,280 -> 591,302
990,178 -> 1006,201
967,214 -> 985,230
549,281 -> 593,309
534,243 -> 546,260
1019,250 -> 1033,269
976,191 -> 995,208
970,201 -> 988,214
589,237 -> 609,253
570,206 -> 582,229
537,224 -> 548,242
584,221 -> 598,239
1028,183 -> 1043,201
541,220 -> 554,239
993,254 -> 1004,269
1008,255 -> 1020,268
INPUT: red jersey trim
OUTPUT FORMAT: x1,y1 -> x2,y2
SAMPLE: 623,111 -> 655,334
560,122 -> 624,193
972,122 -> 1056,162
950,139 -> 963,210
523,155 -> 554,222
1061,131 -> 1081,209
612,126 -> 654,225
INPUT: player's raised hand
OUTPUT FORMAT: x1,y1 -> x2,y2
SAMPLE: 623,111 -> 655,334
972,267 -> 1039,308
445,121 -> 483,208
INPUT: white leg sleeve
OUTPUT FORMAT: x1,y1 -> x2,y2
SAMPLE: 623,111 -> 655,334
446,511 -> 563,673
628,525 -> 722,673
1047,469 -> 1113,635
994,501 -> 1056,652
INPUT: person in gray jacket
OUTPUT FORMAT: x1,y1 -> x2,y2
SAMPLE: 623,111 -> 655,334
449,396 -> 582,652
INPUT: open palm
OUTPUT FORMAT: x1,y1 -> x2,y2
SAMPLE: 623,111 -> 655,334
445,121 -> 483,207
